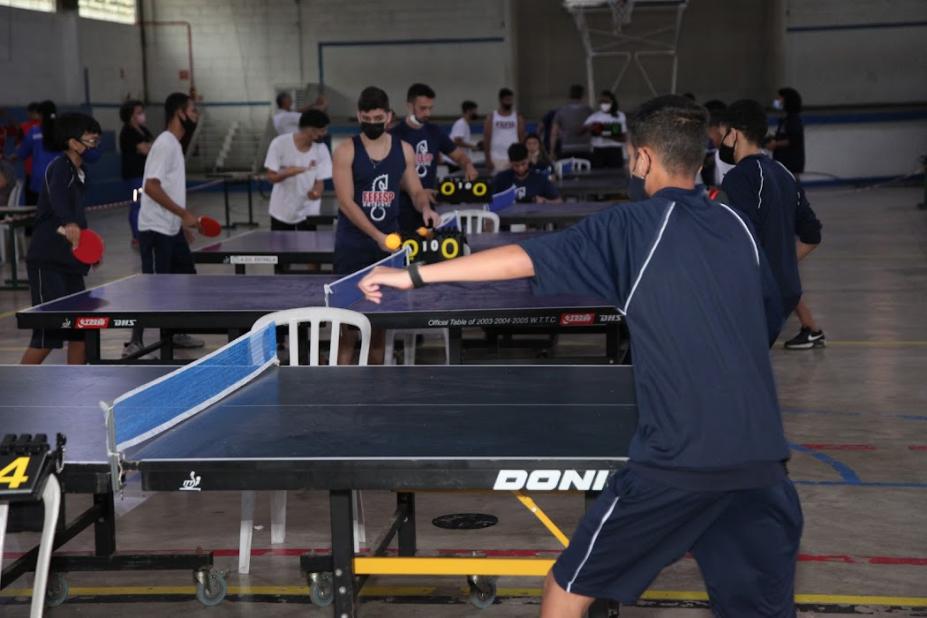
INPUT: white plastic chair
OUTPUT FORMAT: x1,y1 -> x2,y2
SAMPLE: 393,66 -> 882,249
385,211 -> 499,365
555,157 -> 592,178
0,181 -> 24,266
239,307 -> 371,575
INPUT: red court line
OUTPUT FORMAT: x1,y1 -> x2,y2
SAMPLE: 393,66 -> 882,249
909,445 -> 927,451
800,443 -> 877,451
5,548 -> 926,566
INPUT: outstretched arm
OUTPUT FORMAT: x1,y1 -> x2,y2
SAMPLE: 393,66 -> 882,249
359,245 -> 534,303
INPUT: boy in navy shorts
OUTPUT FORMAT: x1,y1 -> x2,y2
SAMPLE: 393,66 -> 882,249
360,95 -> 801,617
331,86 -> 434,364
22,113 -> 102,365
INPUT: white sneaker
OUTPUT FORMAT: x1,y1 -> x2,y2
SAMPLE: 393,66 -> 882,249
172,333 -> 205,349
122,341 -> 146,359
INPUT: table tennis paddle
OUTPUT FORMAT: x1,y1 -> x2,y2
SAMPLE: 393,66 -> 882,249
197,216 -> 222,237
57,227 -> 104,265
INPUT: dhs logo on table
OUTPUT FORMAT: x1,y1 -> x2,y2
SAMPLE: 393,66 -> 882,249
361,174 -> 395,222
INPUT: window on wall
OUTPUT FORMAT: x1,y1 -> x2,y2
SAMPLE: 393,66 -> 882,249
78,0 -> 136,24
0,0 -> 56,11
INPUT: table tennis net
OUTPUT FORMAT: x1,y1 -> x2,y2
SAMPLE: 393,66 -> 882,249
105,323 -> 277,452
324,248 -> 408,309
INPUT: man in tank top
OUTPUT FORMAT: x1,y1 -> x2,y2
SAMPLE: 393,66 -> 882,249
483,87 -> 525,173
332,86 -> 436,364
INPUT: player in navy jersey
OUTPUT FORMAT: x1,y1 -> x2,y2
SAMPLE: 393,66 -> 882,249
331,86 -> 435,364
492,143 -> 561,203
359,95 -> 800,617
719,99 -> 824,349
391,83 -> 478,233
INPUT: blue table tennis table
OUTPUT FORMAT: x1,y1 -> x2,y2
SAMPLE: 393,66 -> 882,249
17,273 -> 625,364
0,353 -> 636,616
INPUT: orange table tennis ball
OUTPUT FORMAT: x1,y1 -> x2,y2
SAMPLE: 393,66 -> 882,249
385,233 -> 402,251
416,227 -> 429,238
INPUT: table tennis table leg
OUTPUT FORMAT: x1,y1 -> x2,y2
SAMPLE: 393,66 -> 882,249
223,181 -> 233,229
396,492 -> 416,557
160,330 -> 174,362
93,491 -> 116,556
448,326 -> 463,364
85,331 -> 101,364
246,180 -> 254,226
329,489 -> 357,616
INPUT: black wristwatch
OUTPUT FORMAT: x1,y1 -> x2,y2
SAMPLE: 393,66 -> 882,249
407,262 -> 426,289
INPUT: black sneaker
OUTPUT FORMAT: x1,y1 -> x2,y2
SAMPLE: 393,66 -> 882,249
784,327 -> 826,350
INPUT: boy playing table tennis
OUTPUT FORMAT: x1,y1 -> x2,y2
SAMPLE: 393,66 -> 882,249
332,86 -> 435,364
491,143 -> 561,204
22,113 -> 102,365
360,95 -> 800,617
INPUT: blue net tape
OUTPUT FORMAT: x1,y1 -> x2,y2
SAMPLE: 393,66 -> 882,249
324,249 -> 408,309
112,324 -> 277,450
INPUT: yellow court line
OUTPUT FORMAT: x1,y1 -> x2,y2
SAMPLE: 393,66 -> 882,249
2,585 -> 926,606
513,491 -> 570,548
355,557 -> 554,577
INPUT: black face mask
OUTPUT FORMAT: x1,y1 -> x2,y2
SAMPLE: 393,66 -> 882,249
500,103 -> 513,112
360,121 -> 386,140
180,113 -> 198,137
314,136 -> 327,144
718,130 -> 736,165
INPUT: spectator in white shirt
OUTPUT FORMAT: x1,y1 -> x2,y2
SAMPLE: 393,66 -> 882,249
447,100 -> 483,166
583,90 -> 627,169
272,93 -> 329,135
265,109 -> 332,232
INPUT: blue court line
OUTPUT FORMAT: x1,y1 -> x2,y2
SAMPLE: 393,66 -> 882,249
789,443 -> 861,484
781,407 -> 861,417
898,415 -> 927,422
787,20 -> 927,33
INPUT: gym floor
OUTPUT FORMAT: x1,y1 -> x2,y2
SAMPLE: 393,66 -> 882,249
0,185 -> 925,616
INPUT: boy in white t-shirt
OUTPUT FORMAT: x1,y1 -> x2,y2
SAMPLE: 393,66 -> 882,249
265,110 -> 332,230
124,92 -> 202,357
583,90 -> 627,169
445,100 -> 483,167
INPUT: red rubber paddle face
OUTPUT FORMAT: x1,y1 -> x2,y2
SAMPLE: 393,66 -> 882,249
198,216 -> 222,237
71,229 -> 105,264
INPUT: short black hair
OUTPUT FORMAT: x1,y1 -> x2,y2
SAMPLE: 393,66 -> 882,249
299,109 -> 330,129
119,99 -> 143,124
778,87 -> 802,114
703,99 -> 727,126
461,100 -> 478,113
358,86 -> 390,112
164,92 -> 191,126
275,92 -> 291,108
569,84 -> 584,100
53,112 -> 102,152
26,102 -> 39,113
626,95 -> 708,176
498,88 -> 514,100
507,142 -> 528,162
723,100 -> 769,145
407,83 -> 436,102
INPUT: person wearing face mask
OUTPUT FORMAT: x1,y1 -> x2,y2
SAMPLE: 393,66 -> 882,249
766,87 -> 805,177
492,143 -> 560,203
359,96 -> 799,618
447,100 -> 483,167
583,90 -> 627,169
119,100 -> 154,248
550,84 -> 594,160
391,83 -> 478,233
123,92 -> 204,358
331,86 -> 435,364
22,113 -> 103,365
483,88 -> 525,173
720,99 -> 825,349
